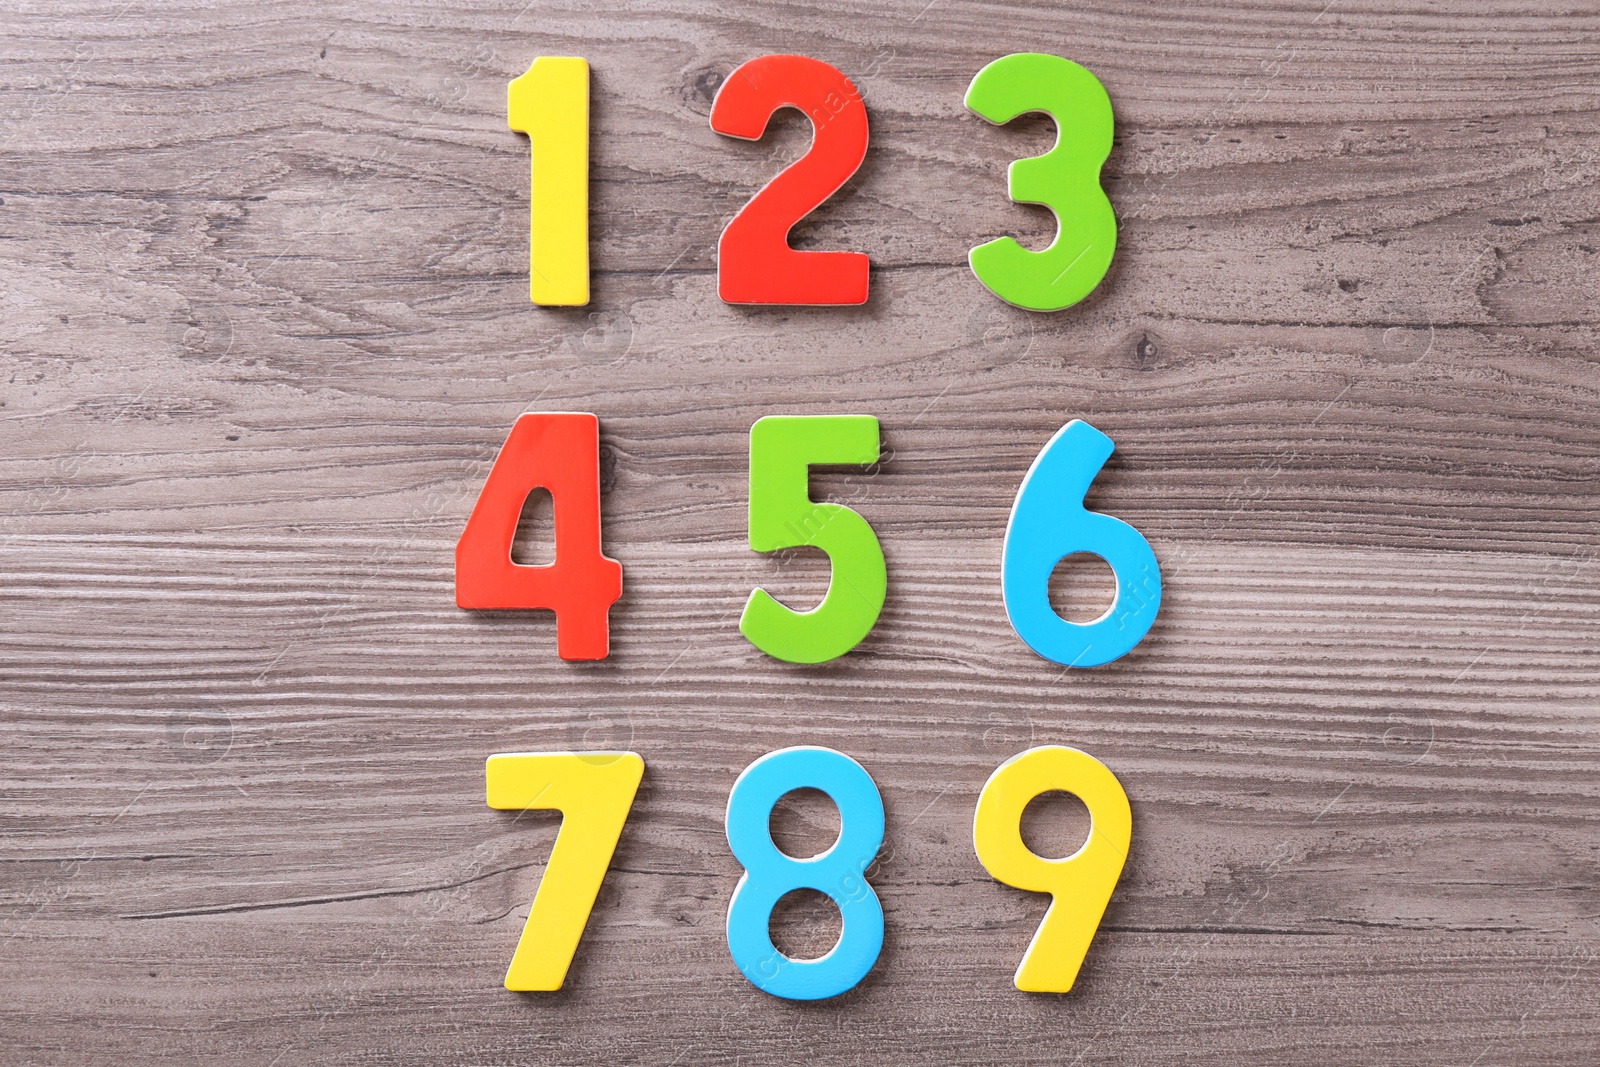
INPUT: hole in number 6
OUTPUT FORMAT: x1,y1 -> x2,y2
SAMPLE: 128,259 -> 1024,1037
973,745 -> 1131,993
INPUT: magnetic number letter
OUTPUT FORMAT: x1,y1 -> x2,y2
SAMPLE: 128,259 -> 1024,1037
456,413 -> 623,660
742,415 -> 886,663
1002,420 -> 1160,666
965,53 -> 1116,311
486,752 -> 644,990
508,56 -> 589,305
725,747 -> 885,1000
711,54 -> 870,305
973,746 -> 1131,993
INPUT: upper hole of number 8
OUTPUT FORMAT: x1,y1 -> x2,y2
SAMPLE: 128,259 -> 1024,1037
768,787 -> 841,859
1019,789 -> 1092,861
1048,552 -> 1118,625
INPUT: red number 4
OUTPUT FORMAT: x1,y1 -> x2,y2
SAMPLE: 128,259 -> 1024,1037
456,413 -> 623,660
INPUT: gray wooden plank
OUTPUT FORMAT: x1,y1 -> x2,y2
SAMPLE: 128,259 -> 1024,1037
3,0 -> 1598,1063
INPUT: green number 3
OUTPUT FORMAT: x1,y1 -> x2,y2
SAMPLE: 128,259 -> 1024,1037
741,415 -> 886,664
965,53 -> 1116,312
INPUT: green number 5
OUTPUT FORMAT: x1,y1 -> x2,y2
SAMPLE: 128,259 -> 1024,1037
741,415 -> 886,664
965,53 -> 1116,311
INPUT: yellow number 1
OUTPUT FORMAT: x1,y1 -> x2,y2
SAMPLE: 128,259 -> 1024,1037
507,57 -> 590,305
485,752 -> 643,990
973,746 -> 1131,993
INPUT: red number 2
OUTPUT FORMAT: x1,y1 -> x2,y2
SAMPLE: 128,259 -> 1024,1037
456,413 -> 623,660
711,54 -> 870,306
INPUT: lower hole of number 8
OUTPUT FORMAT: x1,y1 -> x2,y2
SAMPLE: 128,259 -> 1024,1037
768,888 -> 844,961
724,747 -> 885,1000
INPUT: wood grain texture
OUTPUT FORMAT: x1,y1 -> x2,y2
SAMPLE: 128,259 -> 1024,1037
2,0 -> 1598,1063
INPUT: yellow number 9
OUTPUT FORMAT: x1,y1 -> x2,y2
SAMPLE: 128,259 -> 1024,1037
973,745 -> 1131,992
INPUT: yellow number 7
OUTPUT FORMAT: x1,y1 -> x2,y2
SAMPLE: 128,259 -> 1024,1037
486,752 -> 644,990
973,746 -> 1130,992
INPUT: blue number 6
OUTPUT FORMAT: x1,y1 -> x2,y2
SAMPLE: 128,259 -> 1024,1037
725,747 -> 885,1000
1003,420 -> 1161,667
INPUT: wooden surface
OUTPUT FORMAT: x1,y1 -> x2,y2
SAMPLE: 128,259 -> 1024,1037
3,0 -> 1599,1063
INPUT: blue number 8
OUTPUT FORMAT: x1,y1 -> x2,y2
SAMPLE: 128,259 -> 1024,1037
1003,419 -> 1161,667
724,746 -> 885,1000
